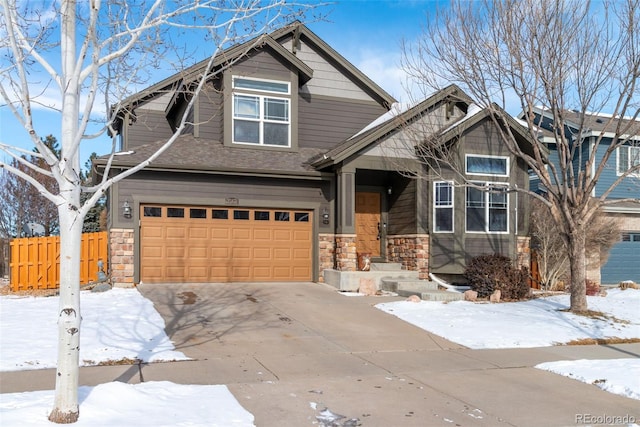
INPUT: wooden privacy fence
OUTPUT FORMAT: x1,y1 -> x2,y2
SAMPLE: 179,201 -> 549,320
10,231 -> 108,291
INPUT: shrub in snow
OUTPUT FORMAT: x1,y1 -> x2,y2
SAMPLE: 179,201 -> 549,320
464,254 -> 530,300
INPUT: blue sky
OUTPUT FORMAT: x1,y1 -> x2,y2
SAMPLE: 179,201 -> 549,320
0,1 -> 435,166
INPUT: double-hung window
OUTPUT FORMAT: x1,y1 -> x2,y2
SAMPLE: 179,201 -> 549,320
466,183 -> 508,233
617,145 -> 640,176
434,181 -> 454,232
232,77 -> 290,147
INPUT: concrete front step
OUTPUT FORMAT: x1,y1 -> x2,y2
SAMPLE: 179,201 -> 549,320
381,278 -> 465,302
370,262 -> 403,271
323,269 -> 419,292
380,279 -> 439,293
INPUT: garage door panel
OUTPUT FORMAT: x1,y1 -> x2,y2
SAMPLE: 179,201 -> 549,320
189,227 -> 209,238
141,205 -> 312,283
166,247 -> 185,258
273,230 -> 293,241
252,228 -> 272,240
189,246 -> 208,259
142,226 -> 164,238
165,227 -> 186,238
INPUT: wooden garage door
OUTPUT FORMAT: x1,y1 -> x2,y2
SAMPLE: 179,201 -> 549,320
140,205 -> 313,283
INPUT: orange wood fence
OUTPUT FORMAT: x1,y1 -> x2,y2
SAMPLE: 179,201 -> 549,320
9,232 -> 108,291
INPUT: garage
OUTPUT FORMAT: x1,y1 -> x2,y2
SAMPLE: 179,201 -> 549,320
140,205 -> 313,283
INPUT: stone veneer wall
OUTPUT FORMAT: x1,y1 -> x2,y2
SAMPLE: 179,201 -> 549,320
318,234 -> 336,282
109,228 -> 134,287
335,234 -> 357,272
516,236 -> 531,271
386,234 -> 429,279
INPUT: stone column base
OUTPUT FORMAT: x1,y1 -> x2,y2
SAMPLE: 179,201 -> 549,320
387,234 -> 430,279
109,228 -> 135,287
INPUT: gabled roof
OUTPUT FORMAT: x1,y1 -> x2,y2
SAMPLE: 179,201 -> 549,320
311,84 -> 472,168
269,23 -> 396,108
113,29 -> 313,120
529,106 -> 640,138
439,103 -> 539,158
112,21 -> 396,128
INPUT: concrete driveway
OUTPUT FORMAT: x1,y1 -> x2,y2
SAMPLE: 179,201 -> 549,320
136,282 -> 640,427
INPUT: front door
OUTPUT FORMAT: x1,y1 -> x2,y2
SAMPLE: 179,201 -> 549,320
355,192 -> 381,257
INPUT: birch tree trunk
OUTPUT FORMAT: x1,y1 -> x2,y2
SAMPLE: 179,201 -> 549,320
48,207 -> 83,423
48,1 -> 83,421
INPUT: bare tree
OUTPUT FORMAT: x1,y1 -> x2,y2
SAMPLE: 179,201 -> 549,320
0,0 -> 314,423
401,0 -> 640,312
530,199 -> 621,290
0,135 -> 59,237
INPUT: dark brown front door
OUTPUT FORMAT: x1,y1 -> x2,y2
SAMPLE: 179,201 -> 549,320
355,192 -> 381,257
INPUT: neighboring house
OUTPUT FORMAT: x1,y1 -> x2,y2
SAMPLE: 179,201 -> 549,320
527,107 -> 640,284
96,22 -> 535,286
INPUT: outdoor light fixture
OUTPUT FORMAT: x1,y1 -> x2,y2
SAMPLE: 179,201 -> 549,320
122,201 -> 132,218
322,208 -> 330,225
387,186 -> 393,195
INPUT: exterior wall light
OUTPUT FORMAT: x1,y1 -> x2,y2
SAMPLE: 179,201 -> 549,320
123,201 -> 132,218
387,186 -> 393,195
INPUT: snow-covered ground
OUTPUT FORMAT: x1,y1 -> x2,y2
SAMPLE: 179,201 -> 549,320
376,288 -> 640,400
1,287 -> 639,426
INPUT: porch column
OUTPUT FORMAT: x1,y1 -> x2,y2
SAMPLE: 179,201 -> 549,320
336,168 -> 356,234
336,168 -> 357,271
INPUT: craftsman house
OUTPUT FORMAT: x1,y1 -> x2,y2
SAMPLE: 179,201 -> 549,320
527,107 -> 640,285
97,22 -> 535,286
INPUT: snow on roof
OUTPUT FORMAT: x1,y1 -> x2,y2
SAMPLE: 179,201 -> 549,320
349,102 -> 415,140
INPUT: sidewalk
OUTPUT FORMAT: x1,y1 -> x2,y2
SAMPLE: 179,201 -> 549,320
2,282 -> 639,426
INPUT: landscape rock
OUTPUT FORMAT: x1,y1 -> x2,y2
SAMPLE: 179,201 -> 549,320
91,283 -> 112,293
490,289 -> 501,303
406,295 -> 421,302
357,278 -> 377,296
464,290 -> 478,301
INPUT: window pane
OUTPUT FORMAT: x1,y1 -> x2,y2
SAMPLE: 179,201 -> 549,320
618,147 -> 629,174
234,120 -> 260,143
294,212 -> 309,222
255,211 -> 270,221
466,186 -> 485,231
435,182 -> 452,206
466,207 -> 485,231
234,210 -> 250,220
143,207 -> 162,217
435,208 -> 453,232
167,208 -> 184,218
264,98 -> 288,121
264,123 -> 289,146
275,211 -> 290,221
212,209 -> 228,219
489,208 -> 508,232
190,208 -> 206,219
632,147 -> 640,168
234,95 -> 259,119
234,78 -> 289,93
467,156 -> 507,175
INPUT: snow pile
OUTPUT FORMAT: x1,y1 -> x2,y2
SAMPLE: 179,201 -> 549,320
0,381 -> 255,426
0,288 -> 188,371
376,288 -> 640,349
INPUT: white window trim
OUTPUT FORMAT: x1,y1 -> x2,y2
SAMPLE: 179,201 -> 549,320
433,181 -> 454,233
465,182 -> 509,234
616,145 -> 640,177
232,76 -> 290,94
232,76 -> 291,147
465,154 -> 510,177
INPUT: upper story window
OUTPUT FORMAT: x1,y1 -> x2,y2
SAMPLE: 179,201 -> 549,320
232,76 -> 290,147
434,181 -> 454,233
617,145 -> 640,176
466,155 -> 509,177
